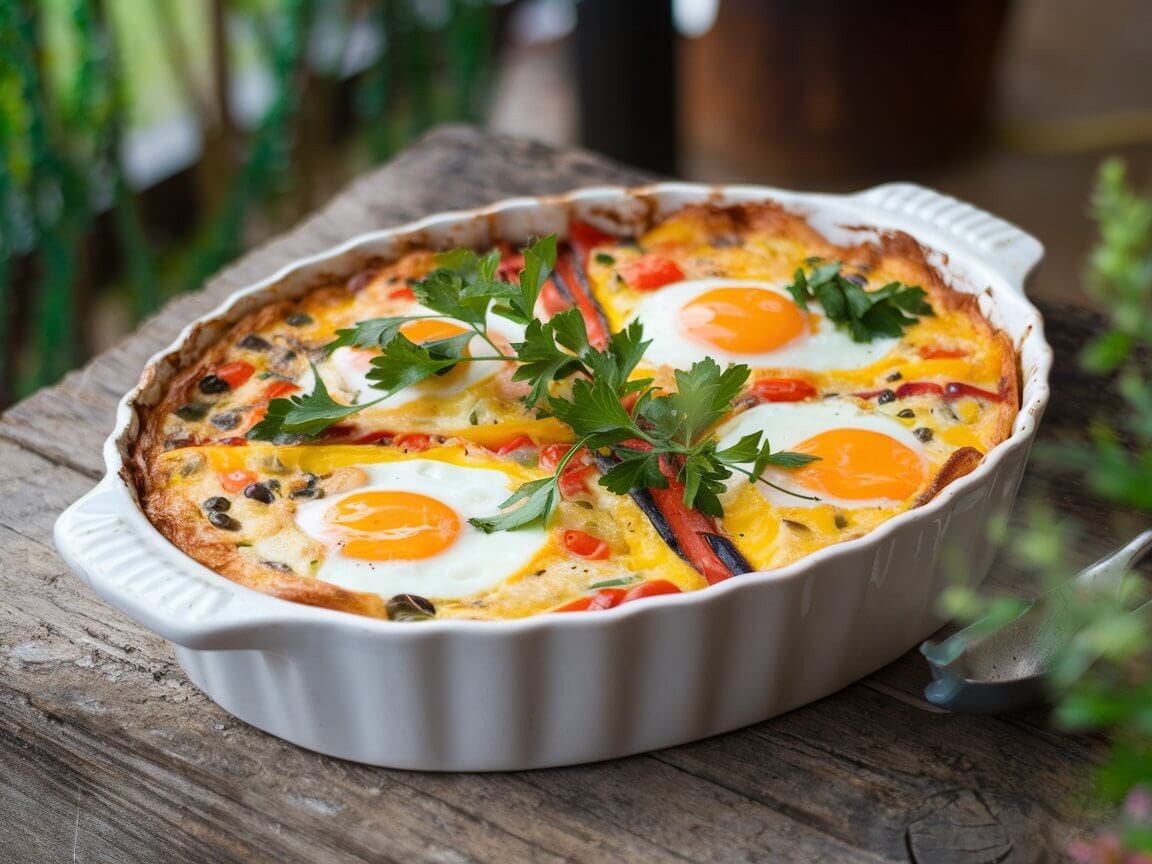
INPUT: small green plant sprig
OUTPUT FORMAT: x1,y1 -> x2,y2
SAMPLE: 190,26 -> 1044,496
249,236 -> 816,530
786,259 -> 933,342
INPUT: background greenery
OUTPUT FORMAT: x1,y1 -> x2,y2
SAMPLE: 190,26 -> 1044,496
0,0 -> 493,406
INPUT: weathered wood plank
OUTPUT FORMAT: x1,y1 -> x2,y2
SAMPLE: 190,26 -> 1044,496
0,127 -> 1114,863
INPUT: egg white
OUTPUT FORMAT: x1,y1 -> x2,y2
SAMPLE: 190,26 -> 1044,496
630,278 -> 898,371
307,305 -> 525,409
715,401 -> 931,509
294,459 -> 547,599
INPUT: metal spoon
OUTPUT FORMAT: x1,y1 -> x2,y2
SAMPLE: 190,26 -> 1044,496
920,529 -> 1152,714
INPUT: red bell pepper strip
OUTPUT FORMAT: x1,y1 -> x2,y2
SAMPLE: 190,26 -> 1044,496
553,248 -> 611,349
394,433 -> 432,451
569,220 -> 618,254
623,580 -> 682,602
215,361 -> 255,390
495,434 -> 535,456
617,256 -> 685,291
944,382 -> 1004,402
562,529 -> 611,560
895,381 -> 945,399
750,378 -> 817,403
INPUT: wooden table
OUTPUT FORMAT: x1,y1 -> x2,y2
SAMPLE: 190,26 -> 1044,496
0,126 -> 1123,863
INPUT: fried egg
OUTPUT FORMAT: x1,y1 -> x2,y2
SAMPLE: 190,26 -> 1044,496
294,459 -> 547,598
631,278 -> 897,371
308,306 -> 525,409
715,401 -> 934,509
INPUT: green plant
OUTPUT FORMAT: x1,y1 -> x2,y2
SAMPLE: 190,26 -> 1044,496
944,159 -> 1152,858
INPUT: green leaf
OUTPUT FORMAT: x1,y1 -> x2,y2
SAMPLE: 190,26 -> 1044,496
759,450 -> 820,469
468,477 -> 557,532
640,358 -> 748,446
784,260 -> 933,343
326,316 -> 415,351
247,365 -> 381,440
366,332 -> 475,395
548,376 -> 638,448
493,234 -> 558,325
511,313 -> 587,408
599,450 -> 666,495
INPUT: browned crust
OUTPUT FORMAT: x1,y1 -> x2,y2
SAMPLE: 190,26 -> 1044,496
914,446 -> 986,507
132,199 -> 1023,619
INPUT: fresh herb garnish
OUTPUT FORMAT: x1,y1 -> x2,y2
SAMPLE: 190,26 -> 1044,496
786,259 -> 932,342
249,237 -> 818,530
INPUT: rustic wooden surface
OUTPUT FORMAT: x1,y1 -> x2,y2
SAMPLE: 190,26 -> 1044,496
0,125 -> 1130,863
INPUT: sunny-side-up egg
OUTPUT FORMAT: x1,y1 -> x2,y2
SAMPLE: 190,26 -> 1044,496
715,400 -> 937,510
712,401 -> 943,570
630,278 -> 897,371
304,305 -> 526,410
293,458 -> 548,599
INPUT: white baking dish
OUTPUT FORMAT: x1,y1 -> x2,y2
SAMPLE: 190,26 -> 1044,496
55,182 -> 1050,770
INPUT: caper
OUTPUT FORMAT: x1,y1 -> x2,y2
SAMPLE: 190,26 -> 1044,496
877,389 -> 896,404
203,496 -> 230,512
198,374 -> 230,394
243,482 -> 275,505
208,511 -> 239,531
386,594 -> 436,622
897,408 -> 915,419
913,427 -> 934,443
886,370 -> 903,382
285,312 -> 313,327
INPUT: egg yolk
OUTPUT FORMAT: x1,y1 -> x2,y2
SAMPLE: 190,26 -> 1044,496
326,490 -> 461,560
679,287 -> 806,354
788,429 -> 926,501
400,319 -> 471,347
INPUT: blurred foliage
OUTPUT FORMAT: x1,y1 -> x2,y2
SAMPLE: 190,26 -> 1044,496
944,160 -> 1152,859
0,0 -> 493,405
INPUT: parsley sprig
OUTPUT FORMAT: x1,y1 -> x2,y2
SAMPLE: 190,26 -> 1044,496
248,237 -> 818,530
786,259 -> 932,342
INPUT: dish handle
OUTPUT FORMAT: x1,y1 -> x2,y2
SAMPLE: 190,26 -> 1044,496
851,182 -> 1045,291
55,476 -> 310,651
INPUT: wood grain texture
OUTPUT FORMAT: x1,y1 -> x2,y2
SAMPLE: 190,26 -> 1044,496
0,125 -> 1121,863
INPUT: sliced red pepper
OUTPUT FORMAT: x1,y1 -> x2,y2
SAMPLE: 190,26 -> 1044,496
562,529 -> 611,560
919,345 -> 968,359
895,381 -> 945,399
945,382 -> 1003,402
218,437 -> 248,447
619,390 -> 640,414
387,285 -> 416,301
587,588 -> 627,610
265,380 -> 300,400
539,443 -> 574,472
220,470 -> 258,494
538,279 -> 571,316
558,464 -> 595,499
353,430 -> 395,445
569,220 -> 618,254
215,361 -> 255,390
495,245 -> 525,283
554,249 -> 611,349
750,378 -> 817,403
554,596 -> 595,612
623,580 -> 683,602
394,433 -> 432,451
617,256 -> 685,291
618,441 -> 733,585
495,435 -> 535,456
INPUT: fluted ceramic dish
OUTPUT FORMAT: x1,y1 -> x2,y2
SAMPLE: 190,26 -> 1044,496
55,183 -> 1051,770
